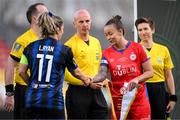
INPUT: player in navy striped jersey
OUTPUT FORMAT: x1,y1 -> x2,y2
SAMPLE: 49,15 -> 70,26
18,12 -> 90,119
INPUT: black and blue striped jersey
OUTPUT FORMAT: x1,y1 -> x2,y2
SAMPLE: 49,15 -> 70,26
23,37 -> 77,110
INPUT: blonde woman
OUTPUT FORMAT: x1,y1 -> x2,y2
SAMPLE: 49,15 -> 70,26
18,12 -> 90,119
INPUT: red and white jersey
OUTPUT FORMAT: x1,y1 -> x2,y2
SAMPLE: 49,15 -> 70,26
101,41 -> 149,85
101,41 -> 150,119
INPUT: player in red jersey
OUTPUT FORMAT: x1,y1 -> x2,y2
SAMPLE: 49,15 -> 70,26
92,15 -> 154,120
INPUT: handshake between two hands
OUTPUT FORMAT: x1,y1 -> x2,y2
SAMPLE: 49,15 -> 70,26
82,77 -> 140,90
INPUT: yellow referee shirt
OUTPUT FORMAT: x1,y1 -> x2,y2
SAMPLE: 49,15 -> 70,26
144,42 -> 174,83
64,34 -> 102,85
10,29 -> 38,85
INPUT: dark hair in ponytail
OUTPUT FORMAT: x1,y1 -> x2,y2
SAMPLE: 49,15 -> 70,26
105,15 -> 125,35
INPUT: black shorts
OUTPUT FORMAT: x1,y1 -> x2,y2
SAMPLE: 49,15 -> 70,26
27,107 -> 65,119
14,83 -> 27,119
65,84 -> 109,119
146,82 -> 166,119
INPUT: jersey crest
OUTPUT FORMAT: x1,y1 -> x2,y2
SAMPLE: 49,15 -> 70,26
130,52 -> 136,61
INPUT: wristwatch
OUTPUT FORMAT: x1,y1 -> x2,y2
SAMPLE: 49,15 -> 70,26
5,92 -> 14,97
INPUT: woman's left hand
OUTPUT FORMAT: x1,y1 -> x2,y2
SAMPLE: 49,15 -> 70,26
128,77 -> 139,91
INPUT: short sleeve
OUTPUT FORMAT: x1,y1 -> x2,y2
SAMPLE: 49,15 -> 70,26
65,48 -> 78,73
138,44 -> 150,63
100,51 -> 109,68
164,47 -> 174,69
10,41 -> 25,62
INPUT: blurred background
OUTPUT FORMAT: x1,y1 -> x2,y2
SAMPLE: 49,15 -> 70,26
0,0 -> 179,119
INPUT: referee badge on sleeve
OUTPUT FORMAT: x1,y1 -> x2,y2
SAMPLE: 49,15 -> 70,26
12,43 -> 21,51
96,53 -> 99,60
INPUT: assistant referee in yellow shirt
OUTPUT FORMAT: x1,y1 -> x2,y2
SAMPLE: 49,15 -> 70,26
4,3 -> 48,119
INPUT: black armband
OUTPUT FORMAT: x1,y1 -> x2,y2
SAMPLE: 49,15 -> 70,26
5,84 -> 14,93
169,95 -> 177,102
6,92 -> 14,97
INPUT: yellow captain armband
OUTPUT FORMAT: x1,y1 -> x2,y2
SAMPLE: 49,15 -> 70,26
20,54 -> 28,65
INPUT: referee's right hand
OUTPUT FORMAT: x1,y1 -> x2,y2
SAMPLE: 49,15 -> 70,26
83,77 -> 91,86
